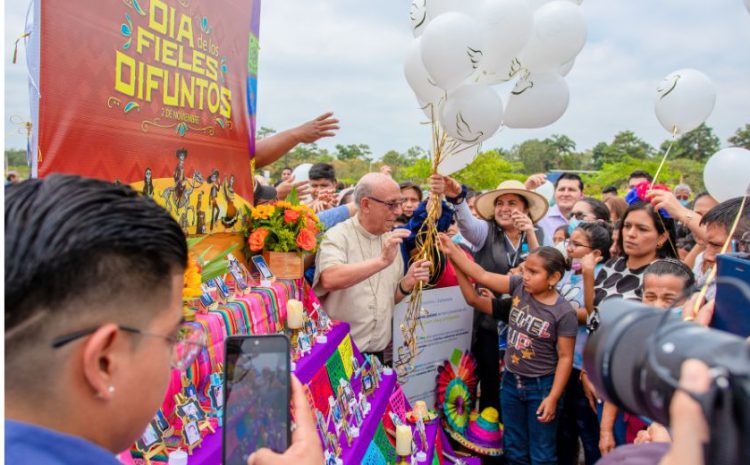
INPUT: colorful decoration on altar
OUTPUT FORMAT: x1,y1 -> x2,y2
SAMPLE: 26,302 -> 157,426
436,351 -> 477,434
34,0 -> 261,231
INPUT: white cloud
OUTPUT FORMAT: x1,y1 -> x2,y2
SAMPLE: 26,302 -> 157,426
4,0 -> 750,160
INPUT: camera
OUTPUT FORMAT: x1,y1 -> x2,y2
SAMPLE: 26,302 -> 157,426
584,299 -> 750,465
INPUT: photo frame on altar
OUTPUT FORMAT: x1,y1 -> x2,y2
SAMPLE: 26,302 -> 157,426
337,385 -> 349,413
362,373 -> 375,395
154,409 -> 170,432
227,253 -> 249,292
330,396 -> 343,428
298,332 -> 312,354
136,420 -> 163,451
213,276 -> 231,301
176,398 -> 206,422
183,420 -> 202,452
210,383 -> 224,409
251,255 -> 274,280
198,284 -> 215,309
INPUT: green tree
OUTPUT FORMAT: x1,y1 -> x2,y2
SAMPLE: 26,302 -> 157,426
335,144 -> 372,162
592,131 -> 654,169
5,149 -> 27,166
511,139 -> 557,174
545,134 -> 576,155
728,123 -> 750,150
659,123 -> 720,162
256,126 -> 276,139
453,149 -> 525,190
583,156 -> 704,196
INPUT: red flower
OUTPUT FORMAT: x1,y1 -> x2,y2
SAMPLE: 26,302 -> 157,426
296,228 -> 317,252
248,228 -> 269,251
284,209 -> 300,224
635,181 -> 669,202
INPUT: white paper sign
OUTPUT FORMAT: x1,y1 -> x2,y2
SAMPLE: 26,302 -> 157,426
392,286 -> 474,406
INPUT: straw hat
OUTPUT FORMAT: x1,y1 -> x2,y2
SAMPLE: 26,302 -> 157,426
444,407 -> 504,456
474,180 -> 549,223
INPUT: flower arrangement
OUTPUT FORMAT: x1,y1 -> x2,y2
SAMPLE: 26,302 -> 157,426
243,193 -> 324,255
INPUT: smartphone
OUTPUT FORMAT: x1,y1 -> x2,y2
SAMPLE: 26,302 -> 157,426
223,335 -> 291,465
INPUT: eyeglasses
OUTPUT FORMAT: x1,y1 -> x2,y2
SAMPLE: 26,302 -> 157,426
367,196 -> 405,211
568,240 -> 592,249
51,323 -> 206,371
570,211 -> 591,221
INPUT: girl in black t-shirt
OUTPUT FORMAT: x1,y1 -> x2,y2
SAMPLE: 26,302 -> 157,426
440,236 -> 577,465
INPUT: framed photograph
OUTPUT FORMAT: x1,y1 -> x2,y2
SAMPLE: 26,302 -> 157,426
227,254 -> 249,292
331,398 -> 343,426
337,385 -> 349,413
177,398 -> 206,422
154,409 -> 170,432
361,374 -> 374,395
136,420 -> 163,451
198,284 -> 215,309
213,276 -> 231,300
183,420 -> 202,446
298,332 -> 312,354
210,384 -> 224,409
251,255 -> 274,280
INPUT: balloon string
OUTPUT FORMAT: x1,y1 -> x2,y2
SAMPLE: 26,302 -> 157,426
691,191 -> 748,319
650,125 -> 678,187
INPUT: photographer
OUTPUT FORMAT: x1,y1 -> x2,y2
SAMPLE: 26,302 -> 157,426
597,360 -> 711,465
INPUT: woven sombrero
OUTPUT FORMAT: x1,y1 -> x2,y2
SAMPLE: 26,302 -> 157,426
444,407 -> 504,456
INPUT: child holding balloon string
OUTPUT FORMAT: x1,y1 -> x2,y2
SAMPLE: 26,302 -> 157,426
439,234 -> 577,465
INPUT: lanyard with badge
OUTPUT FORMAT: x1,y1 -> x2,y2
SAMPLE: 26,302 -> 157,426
503,231 -> 527,268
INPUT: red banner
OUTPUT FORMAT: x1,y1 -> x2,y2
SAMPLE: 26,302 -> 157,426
37,0 -> 260,234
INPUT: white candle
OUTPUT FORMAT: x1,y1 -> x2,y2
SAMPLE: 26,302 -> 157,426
287,299 -> 304,329
396,425 -> 412,456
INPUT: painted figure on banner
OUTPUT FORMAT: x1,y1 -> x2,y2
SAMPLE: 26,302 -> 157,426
195,192 -> 207,234
222,174 -> 239,228
143,167 -> 154,198
174,148 -> 187,202
209,169 -> 221,231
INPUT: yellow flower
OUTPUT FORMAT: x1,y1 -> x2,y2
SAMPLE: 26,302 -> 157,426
275,200 -> 292,209
183,258 -> 203,300
251,204 -> 276,220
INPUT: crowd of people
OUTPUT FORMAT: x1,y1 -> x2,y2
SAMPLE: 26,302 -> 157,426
5,136 -> 748,465
259,160 -> 748,465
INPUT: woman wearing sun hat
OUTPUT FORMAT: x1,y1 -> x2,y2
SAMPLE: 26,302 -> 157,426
433,175 -> 549,412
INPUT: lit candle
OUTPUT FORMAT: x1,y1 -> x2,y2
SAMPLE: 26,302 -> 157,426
396,425 -> 412,456
287,299 -> 304,329
413,401 -> 427,420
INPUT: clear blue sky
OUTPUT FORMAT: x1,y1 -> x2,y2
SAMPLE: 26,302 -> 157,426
5,0 -> 750,157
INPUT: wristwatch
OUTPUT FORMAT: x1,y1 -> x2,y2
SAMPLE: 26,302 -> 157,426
445,184 -> 468,205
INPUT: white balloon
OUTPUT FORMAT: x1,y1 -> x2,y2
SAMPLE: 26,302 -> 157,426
409,0 -> 428,37
527,0 -> 583,9
427,0 -> 484,19
420,12 -> 483,90
404,38 -> 445,105
471,58 -> 518,85
437,140 -> 480,175
504,73 -> 569,128
480,0 -> 533,72
703,147 -> 750,202
440,85 -> 504,144
654,69 -> 716,135
418,98 -> 444,120
535,180 -> 555,203
291,163 -> 313,182
559,58 -> 575,76
518,1 -> 587,73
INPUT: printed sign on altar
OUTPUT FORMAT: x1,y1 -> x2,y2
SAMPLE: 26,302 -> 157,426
32,0 -> 261,234
392,286 -> 473,406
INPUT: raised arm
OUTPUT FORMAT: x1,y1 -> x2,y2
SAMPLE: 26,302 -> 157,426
438,233 -> 510,295
433,175 -> 488,247
453,256 -> 492,314
255,113 -> 340,168
316,228 -> 408,292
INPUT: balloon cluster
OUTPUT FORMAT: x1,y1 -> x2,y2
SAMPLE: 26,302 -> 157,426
405,0 -> 588,162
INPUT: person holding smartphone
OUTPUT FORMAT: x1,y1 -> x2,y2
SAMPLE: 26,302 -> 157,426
5,175 -> 323,465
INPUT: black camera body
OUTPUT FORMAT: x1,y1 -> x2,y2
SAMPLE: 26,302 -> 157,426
584,299 -> 750,465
